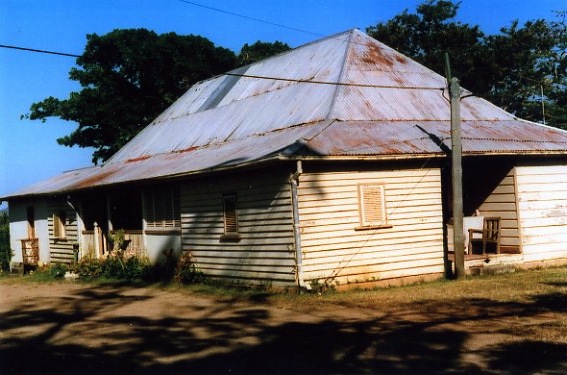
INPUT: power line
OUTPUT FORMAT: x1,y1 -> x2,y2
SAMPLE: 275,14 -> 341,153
176,0 -> 323,37
0,44 -> 80,58
225,72 -> 446,90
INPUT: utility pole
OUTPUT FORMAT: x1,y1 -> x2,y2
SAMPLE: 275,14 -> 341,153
450,76 -> 465,278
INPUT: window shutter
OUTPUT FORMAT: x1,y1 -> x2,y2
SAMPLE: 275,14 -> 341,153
359,184 -> 387,226
223,194 -> 238,234
53,211 -> 66,239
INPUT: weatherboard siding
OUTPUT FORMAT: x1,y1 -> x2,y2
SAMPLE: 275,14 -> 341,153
477,169 -> 520,250
297,168 -> 445,286
48,200 -> 78,264
515,165 -> 567,262
180,170 -> 297,286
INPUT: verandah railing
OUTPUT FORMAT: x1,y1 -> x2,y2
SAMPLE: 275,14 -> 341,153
81,225 -> 146,260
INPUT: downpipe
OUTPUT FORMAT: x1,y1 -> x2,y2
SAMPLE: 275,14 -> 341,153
290,160 -> 310,291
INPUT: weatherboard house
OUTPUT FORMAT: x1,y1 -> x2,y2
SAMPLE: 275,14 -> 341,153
3,30 -> 567,288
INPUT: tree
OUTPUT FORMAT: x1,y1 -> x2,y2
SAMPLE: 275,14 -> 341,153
367,0 -> 567,130
26,29 -> 238,163
367,0 -> 489,95
540,12 -> 567,128
238,40 -> 291,66
485,19 -> 557,124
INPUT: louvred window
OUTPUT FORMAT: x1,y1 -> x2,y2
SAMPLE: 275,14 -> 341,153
223,194 -> 238,234
359,184 -> 387,227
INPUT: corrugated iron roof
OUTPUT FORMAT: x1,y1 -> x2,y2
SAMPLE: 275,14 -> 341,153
4,29 -> 567,199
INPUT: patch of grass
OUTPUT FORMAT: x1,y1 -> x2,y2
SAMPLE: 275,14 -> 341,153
261,266 -> 567,313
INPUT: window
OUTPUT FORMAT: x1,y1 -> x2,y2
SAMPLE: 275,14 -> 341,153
357,184 -> 390,229
26,206 -> 35,239
53,210 -> 67,239
221,193 -> 240,242
144,186 -> 180,231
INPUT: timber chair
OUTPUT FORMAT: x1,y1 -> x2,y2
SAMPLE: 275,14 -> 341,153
468,217 -> 501,255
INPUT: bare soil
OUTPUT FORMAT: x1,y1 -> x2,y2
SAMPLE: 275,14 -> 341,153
0,280 -> 566,374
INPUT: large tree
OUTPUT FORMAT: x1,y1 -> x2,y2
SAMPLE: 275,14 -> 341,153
26,29 -> 238,163
367,0 -> 566,129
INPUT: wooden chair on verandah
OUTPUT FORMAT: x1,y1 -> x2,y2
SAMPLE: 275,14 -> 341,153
468,217 -> 501,255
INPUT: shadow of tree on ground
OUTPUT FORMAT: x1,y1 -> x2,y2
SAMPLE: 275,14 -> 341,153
0,284 -> 566,374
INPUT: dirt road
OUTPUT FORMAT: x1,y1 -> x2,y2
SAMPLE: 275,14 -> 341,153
1,281 -> 565,374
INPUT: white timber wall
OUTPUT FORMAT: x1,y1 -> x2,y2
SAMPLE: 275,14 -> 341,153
477,169 -> 520,250
297,168 -> 445,287
8,199 -> 50,264
181,171 -> 297,287
515,164 -> 567,262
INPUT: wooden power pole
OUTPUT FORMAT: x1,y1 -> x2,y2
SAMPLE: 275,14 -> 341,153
450,77 -> 465,278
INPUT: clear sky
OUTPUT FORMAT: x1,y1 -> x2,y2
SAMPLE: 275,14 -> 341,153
0,0 -> 565,208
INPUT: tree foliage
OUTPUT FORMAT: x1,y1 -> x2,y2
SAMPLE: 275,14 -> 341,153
238,40 -> 291,66
367,0 -> 567,129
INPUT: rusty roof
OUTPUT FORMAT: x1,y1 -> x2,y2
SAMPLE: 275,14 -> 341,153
5,29 -> 567,199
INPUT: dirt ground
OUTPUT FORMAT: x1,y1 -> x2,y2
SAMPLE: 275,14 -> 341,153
0,280 -> 565,375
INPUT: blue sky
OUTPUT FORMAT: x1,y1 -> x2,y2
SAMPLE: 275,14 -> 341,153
0,0 -> 565,207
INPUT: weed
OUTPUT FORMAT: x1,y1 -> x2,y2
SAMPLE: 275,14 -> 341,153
173,252 -> 205,285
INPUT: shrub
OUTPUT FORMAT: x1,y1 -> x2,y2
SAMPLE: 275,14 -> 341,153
0,211 -> 11,272
51,252 -> 204,285
69,256 -> 152,282
49,263 -> 68,279
70,258 -> 104,279
101,256 -> 124,279
122,256 -> 150,280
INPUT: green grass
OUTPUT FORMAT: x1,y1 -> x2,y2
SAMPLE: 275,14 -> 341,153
250,266 -> 567,314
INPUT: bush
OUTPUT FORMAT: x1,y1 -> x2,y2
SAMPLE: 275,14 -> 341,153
68,256 -> 152,282
0,211 -> 11,272
43,252 -> 204,285
70,258 -> 104,279
49,263 -> 68,279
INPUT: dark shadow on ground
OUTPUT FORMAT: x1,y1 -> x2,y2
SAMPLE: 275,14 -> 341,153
0,285 -> 566,374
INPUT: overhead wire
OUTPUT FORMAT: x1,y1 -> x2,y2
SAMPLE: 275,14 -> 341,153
225,72 -> 446,90
175,0 -> 323,37
0,44 -> 80,58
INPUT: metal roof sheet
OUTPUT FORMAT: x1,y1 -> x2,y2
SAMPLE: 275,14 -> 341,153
302,120 -> 567,156
5,29 -> 567,200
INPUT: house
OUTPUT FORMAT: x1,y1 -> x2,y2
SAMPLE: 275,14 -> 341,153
3,30 -> 567,288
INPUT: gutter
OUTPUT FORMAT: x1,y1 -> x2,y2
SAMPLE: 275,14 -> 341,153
290,160 -> 310,291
